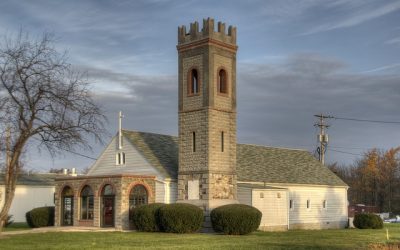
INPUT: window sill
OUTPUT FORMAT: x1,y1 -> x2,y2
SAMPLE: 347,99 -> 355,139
217,92 -> 229,97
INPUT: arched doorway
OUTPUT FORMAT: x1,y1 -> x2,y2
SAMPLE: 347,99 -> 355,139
101,184 -> 115,227
61,186 -> 74,226
129,184 -> 148,225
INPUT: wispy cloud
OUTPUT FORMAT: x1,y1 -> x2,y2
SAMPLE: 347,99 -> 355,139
301,1 -> 400,35
361,63 -> 400,73
386,36 -> 400,45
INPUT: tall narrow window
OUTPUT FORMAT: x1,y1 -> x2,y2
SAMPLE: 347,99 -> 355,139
323,200 -> 327,209
290,199 -> 294,210
218,69 -> 227,94
189,69 -> 199,95
80,186 -> 94,220
116,152 -> 126,165
307,199 -> 311,209
221,131 -> 224,152
192,132 -> 196,152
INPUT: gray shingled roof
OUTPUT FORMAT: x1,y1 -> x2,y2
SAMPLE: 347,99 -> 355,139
237,144 -> 346,186
122,130 -> 347,186
123,130 -> 179,179
0,174 -> 56,186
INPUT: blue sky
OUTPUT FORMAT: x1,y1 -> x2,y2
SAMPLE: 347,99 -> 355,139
1,0 -> 400,172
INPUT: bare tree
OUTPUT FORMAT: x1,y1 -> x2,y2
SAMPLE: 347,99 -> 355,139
0,31 -> 107,232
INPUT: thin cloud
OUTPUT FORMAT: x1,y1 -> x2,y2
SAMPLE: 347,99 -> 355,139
301,1 -> 400,35
361,63 -> 400,73
385,36 -> 400,45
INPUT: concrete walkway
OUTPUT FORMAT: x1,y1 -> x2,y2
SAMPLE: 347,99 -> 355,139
2,226 -> 125,236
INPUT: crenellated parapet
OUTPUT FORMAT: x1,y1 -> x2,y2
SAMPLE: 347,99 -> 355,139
178,17 -> 236,45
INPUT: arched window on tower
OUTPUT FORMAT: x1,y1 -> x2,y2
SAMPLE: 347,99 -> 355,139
189,69 -> 199,95
218,69 -> 228,94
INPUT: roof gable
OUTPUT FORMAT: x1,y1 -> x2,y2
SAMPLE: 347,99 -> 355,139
122,130 -> 178,179
87,135 -> 162,178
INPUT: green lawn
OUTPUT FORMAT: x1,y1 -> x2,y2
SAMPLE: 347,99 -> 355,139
3,222 -> 31,232
1,224 -> 399,250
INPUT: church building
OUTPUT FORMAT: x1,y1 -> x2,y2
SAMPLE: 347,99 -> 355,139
54,18 -> 348,231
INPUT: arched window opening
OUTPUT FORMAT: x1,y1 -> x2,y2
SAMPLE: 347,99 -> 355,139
61,186 -> 74,226
102,184 -> 115,196
101,184 -> 115,227
129,185 -> 149,221
80,185 -> 94,220
189,69 -> 199,95
129,185 -> 148,208
218,69 -> 227,94
62,186 -> 74,196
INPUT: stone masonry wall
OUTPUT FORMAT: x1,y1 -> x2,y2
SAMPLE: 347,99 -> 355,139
177,19 -> 238,209
54,175 -> 155,230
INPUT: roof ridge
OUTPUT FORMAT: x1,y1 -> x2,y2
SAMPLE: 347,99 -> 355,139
122,129 -> 308,152
237,143 -> 308,152
122,129 -> 178,138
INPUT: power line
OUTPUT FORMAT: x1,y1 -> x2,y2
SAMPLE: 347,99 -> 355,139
31,137 -> 97,160
60,148 -> 97,160
333,116 -> 400,124
328,148 -> 364,156
329,145 -> 375,150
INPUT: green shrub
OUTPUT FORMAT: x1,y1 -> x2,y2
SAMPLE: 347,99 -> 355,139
210,204 -> 262,235
158,203 -> 203,233
25,206 -> 55,228
353,213 -> 383,229
132,203 -> 165,232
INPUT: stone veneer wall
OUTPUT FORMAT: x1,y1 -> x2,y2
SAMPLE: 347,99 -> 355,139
177,19 -> 238,211
54,175 -> 155,230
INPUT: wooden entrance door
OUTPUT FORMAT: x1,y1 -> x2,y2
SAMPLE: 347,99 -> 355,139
102,196 -> 114,227
62,196 -> 74,226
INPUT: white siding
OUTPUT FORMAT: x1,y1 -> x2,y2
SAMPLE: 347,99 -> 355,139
155,181 -> 166,203
238,181 -> 348,229
88,136 -> 162,179
0,185 -> 55,222
285,186 -> 348,226
237,186 -> 252,205
168,182 -> 178,204
252,189 -> 288,228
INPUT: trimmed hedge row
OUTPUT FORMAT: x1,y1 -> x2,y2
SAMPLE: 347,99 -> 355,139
210,204 -> 262,235
131,203 -> 203,233
131,203 -> 165,232
353,213 -> 383,229
158,203 -> 203,233
25,206 -> 55,228
132,203 -> 261,235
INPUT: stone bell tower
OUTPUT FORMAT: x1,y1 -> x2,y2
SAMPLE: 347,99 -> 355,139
177,18 -> 238,211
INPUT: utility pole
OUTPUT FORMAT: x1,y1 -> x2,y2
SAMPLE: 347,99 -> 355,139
314,114 -> 332,165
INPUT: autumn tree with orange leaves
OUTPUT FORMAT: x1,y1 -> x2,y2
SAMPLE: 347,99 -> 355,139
329,147 -> 400,214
